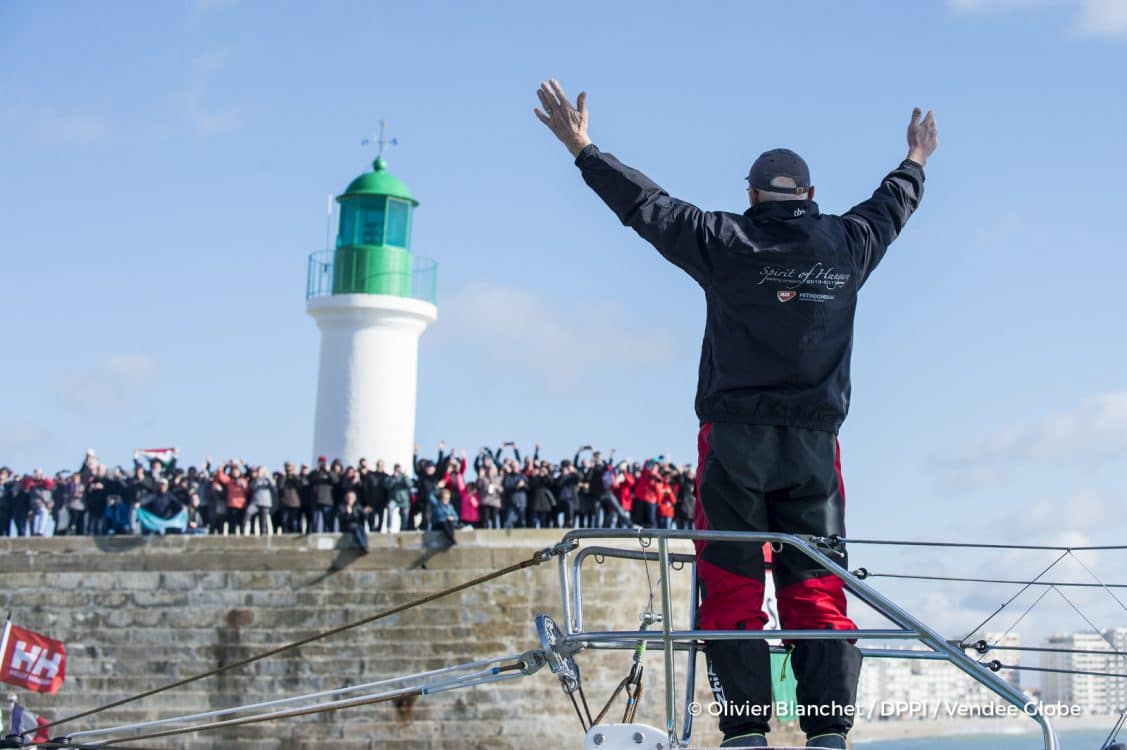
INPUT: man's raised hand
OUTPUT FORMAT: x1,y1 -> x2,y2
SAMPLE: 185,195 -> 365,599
534,79 -> 592,158
907,108 -> 939,167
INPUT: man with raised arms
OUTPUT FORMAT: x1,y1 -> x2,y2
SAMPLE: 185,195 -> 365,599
534,79 -> 938,749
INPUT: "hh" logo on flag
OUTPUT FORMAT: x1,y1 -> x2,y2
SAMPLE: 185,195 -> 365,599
1,622 -> 66,694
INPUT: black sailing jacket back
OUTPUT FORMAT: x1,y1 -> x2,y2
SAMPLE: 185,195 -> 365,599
575,145 -> 924,433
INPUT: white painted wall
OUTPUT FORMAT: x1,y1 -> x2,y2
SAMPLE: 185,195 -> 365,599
307,294 -> 437,472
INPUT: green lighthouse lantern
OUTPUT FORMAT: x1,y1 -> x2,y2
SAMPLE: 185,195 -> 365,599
332,156 -> 418,296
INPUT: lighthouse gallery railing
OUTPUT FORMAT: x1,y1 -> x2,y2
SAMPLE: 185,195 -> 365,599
305,249 -> 438,304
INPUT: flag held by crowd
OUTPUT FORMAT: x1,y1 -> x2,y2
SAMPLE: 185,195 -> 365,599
134,447 -> 178,467
0,623 -> 66,694
135,506 -> 188,535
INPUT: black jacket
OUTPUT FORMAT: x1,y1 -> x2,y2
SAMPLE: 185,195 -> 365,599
576,145 -> 924,433
308,468 -> 337,507
529,473 -> 557,514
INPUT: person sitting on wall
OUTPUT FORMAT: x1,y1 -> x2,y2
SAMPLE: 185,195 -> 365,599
431,486 -> 459,546
337,489 -> 370,554
185,492 -> 207,534
103,493 -> 134,534
137,477 -> 189,535
142,478 -> 181,520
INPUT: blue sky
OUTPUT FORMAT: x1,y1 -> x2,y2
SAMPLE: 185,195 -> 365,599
2,0 -> 1127,649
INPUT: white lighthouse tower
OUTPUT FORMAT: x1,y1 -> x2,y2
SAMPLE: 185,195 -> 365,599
306,154 -> 437,471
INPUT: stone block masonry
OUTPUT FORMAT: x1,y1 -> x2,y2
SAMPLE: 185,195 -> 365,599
0,531 -> 803,749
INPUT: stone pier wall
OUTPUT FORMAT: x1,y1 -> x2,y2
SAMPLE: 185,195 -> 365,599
0,531 -> 803,749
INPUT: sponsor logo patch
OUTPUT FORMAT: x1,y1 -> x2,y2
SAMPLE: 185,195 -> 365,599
777,290 -> 797,302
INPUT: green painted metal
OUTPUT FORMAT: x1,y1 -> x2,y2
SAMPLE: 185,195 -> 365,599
307,250 -> 438,305
331,157 -> 420,296
332,245 -> 413,296
340,157 -> 418,204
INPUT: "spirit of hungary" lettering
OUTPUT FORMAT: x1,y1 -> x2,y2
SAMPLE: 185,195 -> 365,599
758,263 -> 850,290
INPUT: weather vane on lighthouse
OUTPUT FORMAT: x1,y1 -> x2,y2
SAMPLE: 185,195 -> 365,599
361,120 -> 398,159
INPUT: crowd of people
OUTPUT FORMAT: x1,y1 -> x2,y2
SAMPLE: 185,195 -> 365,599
0,443 -> 698,549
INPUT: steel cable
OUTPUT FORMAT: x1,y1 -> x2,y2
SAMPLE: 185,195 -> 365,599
32,543 -> 571,738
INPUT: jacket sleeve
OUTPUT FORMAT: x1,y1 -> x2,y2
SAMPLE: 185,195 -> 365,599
575,145 -> 719,287
841,159 -> 925,284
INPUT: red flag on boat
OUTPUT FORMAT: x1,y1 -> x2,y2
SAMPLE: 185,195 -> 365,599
0,622 -> 66,694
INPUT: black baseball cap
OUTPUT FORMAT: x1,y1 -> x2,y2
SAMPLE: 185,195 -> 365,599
746,148 -> 811,194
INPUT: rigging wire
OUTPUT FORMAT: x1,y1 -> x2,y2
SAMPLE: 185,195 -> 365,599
57,683 -> 425,746
975,643 -> 1127,659
34,532 -> 1127,746
996,663 -> 1127,680
569,691 -> 589,732
1099,706 -> 1127,750
1068,550 -> 1127,618
960,550 -> 1068,645
52,667 -> 527,747
837,538 -> 1127,552
578,687 -> 594,728
865,549 -> 1127,664
864,571 -> 1127,589
972,585 -> 1056,666
31,544 -> 571,738
66,653 -> 529,741
40,742 -> 178,750
638,534 -> 658,626
1052,583 -> 1111,638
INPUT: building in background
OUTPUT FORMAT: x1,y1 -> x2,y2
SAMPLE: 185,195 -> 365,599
989,631 -> 1022,691
857,632 -> 1024,720
1106,628 -> 1127,714
306,155 -> 438,471
1040,629 -> 1126,715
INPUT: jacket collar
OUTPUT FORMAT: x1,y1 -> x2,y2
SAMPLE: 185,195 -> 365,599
744,200 -> 820,220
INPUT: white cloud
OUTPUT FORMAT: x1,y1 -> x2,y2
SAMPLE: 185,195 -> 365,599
432,282 -> 676,392
39,112 -> 107,146
949,0 -> 1049,11
974,212 -> 1024,248
191,0 -> 238,11
186,89 -> 242,136
105,354 -> 159,381
950,492 -> 1126,638
1017,491 -> 1116,543
933,392 -> 1127,482
56,353 -> 159,412
185,51 -> 242,136
853,588 -> 990,639
853,516 -> 1124,648
948,0 -> 1127,38
1073,0 -> 1127,35
0,420 -> 54,454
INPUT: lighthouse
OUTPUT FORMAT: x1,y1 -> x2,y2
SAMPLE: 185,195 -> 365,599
306,154 -> 437,471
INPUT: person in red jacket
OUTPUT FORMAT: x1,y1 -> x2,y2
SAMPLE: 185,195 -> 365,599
443,450 -> 474,527
213,461 -> 249,535
630,461 -> 662,529
612,462 -> 635,518
22,470 -> 56,536
656,472 -> 677,529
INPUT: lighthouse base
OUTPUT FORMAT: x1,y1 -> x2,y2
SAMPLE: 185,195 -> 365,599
307,293 -> 437,470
